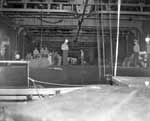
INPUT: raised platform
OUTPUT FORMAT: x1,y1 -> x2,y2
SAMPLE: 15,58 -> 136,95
112,76 -> 150,88
29,66 -> 150,87
1,61 -> 150,88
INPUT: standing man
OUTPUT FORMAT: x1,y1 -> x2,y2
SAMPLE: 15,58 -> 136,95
80,49 -> 84,65
33,47 -> 39,59
133,39 -> 140,67
61,39 -> 69,65
145,35 -> 150,67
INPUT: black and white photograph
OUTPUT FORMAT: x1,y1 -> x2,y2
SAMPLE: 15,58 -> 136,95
0,0 -> 150,121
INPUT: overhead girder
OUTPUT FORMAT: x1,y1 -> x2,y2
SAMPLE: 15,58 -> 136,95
1,0 -> 150,15
0,0 -> 148,40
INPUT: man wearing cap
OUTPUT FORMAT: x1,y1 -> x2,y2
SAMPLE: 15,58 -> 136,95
61,39 -> 69,65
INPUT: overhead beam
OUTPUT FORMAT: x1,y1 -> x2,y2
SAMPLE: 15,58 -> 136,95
1,2 -> 150,16
0,8 -> 74,13
14,17 -> 142,31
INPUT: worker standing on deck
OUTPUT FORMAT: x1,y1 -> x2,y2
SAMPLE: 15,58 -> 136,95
80,49 -> 84,65
33,47 -> 39,59
145,35 -> 150,67
133,39 -> 140,67
61,39 -> 69,65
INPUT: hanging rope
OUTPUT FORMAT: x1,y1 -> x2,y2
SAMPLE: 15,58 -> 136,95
40,5 -> 43,48
114,0 -> 121,76
101,0 -> 106,76
108,0 -> 114,75
96,0 -> 102,80
28,77 -> 87,87
32,79 -> 42,100
74,0 -> 89,42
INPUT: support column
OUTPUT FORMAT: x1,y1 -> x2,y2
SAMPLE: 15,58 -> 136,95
88,47 -> 95,65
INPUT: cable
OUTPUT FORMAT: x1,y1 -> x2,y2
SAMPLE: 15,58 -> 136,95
75,0 -> 89,42
108,0 -> 114,75
101,0 -> 106,76
28,77 -> 87,87
114,0 -> 121,76
96,0 -> 102,81
32,79 -> 42,100
40,6 -> 43,48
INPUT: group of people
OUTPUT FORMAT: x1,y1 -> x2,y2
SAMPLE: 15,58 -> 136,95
26,47 -> 61,66
122,38 -> 150,68
122,39 -> 142,67
33,47 -> 49,58
26,39 -> 85,66
25,39 -> 83,66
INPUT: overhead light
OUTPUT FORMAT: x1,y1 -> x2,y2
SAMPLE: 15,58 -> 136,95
145,34 -> 150,44
15,53 -> 20,60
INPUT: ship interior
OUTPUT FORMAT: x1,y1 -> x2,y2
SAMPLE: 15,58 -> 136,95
0,0 -> 150,121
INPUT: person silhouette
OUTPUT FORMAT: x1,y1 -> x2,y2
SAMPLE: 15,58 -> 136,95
61,39 -> 69,65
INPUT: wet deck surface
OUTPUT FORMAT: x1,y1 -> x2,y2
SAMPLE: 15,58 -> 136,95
0,85 -> 150,121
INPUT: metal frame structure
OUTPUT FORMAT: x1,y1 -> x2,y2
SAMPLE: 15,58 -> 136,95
1,0 -> 150,15
0,0 -> 149,38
